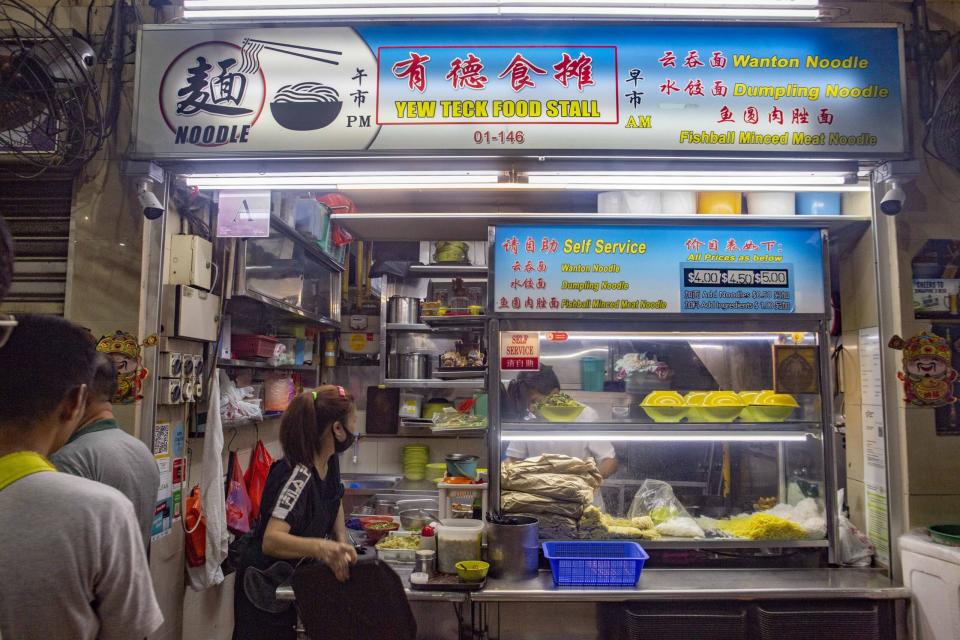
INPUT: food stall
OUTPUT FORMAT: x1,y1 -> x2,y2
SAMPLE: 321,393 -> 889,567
131,16 -> 913,640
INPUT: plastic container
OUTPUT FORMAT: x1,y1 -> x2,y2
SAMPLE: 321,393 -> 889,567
746,192 -> 795,216
580,356 -> 605,392
697,192 -> 742,215
796,191 -> 841,216
398,393 -> 424,418
264,374 -> 293,412
435,519 -> 484,574
542,541 -> 649,587
597,191 -> 662,214
661,191 -> 697,214
445,454 -> 479,480
232,334 -> 280,359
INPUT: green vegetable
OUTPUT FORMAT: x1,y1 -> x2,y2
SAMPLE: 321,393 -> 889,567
534,392 -> 582,409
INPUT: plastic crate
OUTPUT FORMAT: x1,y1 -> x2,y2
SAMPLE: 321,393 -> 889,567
624,604 -> 746,640
757,602 -> 880,640
542,541 -> 648,587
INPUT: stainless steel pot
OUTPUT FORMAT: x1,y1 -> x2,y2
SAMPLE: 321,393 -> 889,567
388,296 -> 420,324
487,516 -> 540,581
398,352 -> 431,379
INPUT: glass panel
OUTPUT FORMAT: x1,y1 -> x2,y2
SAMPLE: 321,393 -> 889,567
500,439 -> 826,541
499,331 -> 821,425
244,236 -> 333,318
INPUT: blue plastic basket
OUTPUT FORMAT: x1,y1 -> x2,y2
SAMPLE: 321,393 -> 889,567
542,541 -> 649,587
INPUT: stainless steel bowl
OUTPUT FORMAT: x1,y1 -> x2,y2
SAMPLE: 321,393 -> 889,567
399,509 -> 439,531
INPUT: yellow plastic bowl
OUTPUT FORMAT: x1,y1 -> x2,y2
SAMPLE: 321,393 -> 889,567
455,560 -> 489,582
740,390 -> 799,422
698,191 -> 743,215
641,391 -> 687,423
538,404 -> 585,423
684,391 -> 710,422
699,391 -> 746,422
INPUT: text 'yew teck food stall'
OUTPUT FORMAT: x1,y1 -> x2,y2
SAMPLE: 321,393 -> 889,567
132,18 -> 911,639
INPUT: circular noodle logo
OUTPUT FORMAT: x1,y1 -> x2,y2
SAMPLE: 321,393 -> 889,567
158,41 -> 266,147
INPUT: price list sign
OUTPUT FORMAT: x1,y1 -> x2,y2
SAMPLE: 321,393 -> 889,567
681,266 -> 795,313
492,225 -> 825,316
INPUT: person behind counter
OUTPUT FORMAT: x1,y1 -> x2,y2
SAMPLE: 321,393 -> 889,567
233,385 -> 359,640
504,366 -> 619,478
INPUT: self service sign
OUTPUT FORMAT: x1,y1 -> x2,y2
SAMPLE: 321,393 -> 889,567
492,225 -> 826,315
132,24 -> 905,157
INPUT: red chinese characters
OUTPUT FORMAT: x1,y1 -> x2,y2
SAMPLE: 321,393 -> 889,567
392,52 -> 431,93
744,106 -> 759,125
791,107 -> 810,125
658,50 -> 677,68
540,237 -> 559,253
445,53 -> 488,90
498,54 -> 547,92
502,236 -> 519,255
710,51 -> 727,69
718,106 -> 735,123
683,50 -> 705,69
525,236 -> 536,253
711,80 -> 728,97
553,52 -> 595,91
818,108 -> 835,125
684,79 -> 705,97
742,240 -> 760,251
768,106 -> 784,125
685,238 -> 705,251
660,79 -> 680,96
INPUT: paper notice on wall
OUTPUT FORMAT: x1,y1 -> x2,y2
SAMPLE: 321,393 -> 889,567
859,327 -> 889,567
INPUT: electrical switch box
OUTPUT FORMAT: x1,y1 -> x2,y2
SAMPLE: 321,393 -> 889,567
191,354 -> 204,379
159,352 -> 183,378
160,379 -> 183,405
169,235 -> 213,290
162,285 -> 220,342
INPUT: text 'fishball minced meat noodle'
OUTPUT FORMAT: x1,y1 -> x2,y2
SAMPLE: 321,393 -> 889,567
270,82 -> 343,131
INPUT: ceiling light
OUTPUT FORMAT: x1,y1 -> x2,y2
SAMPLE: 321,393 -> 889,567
183,0 -> 819,19
501,430 -> 812,442
183,171 -> 502,190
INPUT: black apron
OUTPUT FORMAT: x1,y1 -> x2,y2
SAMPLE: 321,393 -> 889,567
233,458 -> 343,640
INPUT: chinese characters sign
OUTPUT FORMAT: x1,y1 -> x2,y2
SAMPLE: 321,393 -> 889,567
500,332 -> 540,371
492,225 -> 825,315
134,24 -> 904,157
378,45 -> 618,124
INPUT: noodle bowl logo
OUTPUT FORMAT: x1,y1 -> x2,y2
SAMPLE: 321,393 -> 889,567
159,41 -> 266,147
270,82 -> 343,131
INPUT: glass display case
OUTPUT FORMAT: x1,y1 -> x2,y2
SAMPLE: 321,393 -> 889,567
490,322 -> 835,552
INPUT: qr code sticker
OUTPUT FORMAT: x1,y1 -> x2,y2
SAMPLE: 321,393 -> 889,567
153,422 -> 170,456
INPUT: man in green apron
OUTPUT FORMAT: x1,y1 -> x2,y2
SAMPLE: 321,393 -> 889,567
0,314 -> 163,640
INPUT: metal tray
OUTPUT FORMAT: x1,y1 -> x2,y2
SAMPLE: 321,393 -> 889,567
409,574 -> 486,592
435,367 -> 487,379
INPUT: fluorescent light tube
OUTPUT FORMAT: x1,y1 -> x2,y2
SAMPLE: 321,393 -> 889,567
501,431 -> 811,442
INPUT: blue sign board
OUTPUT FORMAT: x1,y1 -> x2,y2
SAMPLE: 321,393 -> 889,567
492,225 -> 825,315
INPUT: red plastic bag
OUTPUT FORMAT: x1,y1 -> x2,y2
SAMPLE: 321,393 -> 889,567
225,451 -> 252,535
184,485 -> 206,568
244,440 -> 273,517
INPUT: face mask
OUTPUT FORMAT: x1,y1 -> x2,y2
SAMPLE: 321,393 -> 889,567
334,426 -> 355,454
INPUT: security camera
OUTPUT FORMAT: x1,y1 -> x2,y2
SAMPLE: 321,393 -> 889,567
880,179 -> 906,216
138,181 -> 164,220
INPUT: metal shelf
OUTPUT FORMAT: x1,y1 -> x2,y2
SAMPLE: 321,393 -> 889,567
333,212 -> 871,242
219,358 -> 317,372
422,315 -> 488,326
501,421 -> 820,431
408,264 -> 489,278
383,379 -> 487,389
501,425 -> 819,442
360,432 -> 487,439
270,216 -> 345,273
386,321 -> 487,332
231,290 -> 338,328
618,538 -> 829,550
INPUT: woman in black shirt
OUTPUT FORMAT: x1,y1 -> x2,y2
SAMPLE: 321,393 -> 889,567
233,385 -> 359,640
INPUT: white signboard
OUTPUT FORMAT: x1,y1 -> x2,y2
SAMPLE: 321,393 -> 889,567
216,191 -> 271,238
500,331 -> 540,371
858,327 -> 889,567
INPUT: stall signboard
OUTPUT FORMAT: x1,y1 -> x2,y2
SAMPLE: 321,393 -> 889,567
133,24 -> 904,158
501,331 -> 541,371
492,225 -> 825,315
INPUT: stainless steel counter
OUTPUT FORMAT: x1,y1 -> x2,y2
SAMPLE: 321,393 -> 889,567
472,568 -> 909,603
275,565 -> 467,603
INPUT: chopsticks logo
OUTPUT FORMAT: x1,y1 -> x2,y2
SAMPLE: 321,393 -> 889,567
159,38 -> 346,145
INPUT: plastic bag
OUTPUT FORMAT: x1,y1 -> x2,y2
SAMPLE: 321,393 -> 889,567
184,485 -> 206,568
225,451 -> 252,536
219,371 -> 263,423
837,489 -> 874,566
245,440 -> 273,518
628,479 -> 693,524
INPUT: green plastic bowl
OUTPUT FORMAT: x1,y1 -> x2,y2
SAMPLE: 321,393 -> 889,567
455,560 -> 489,582
929,524 -> 960,547
538,404 -> 585,423
640,405 -> 688,423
